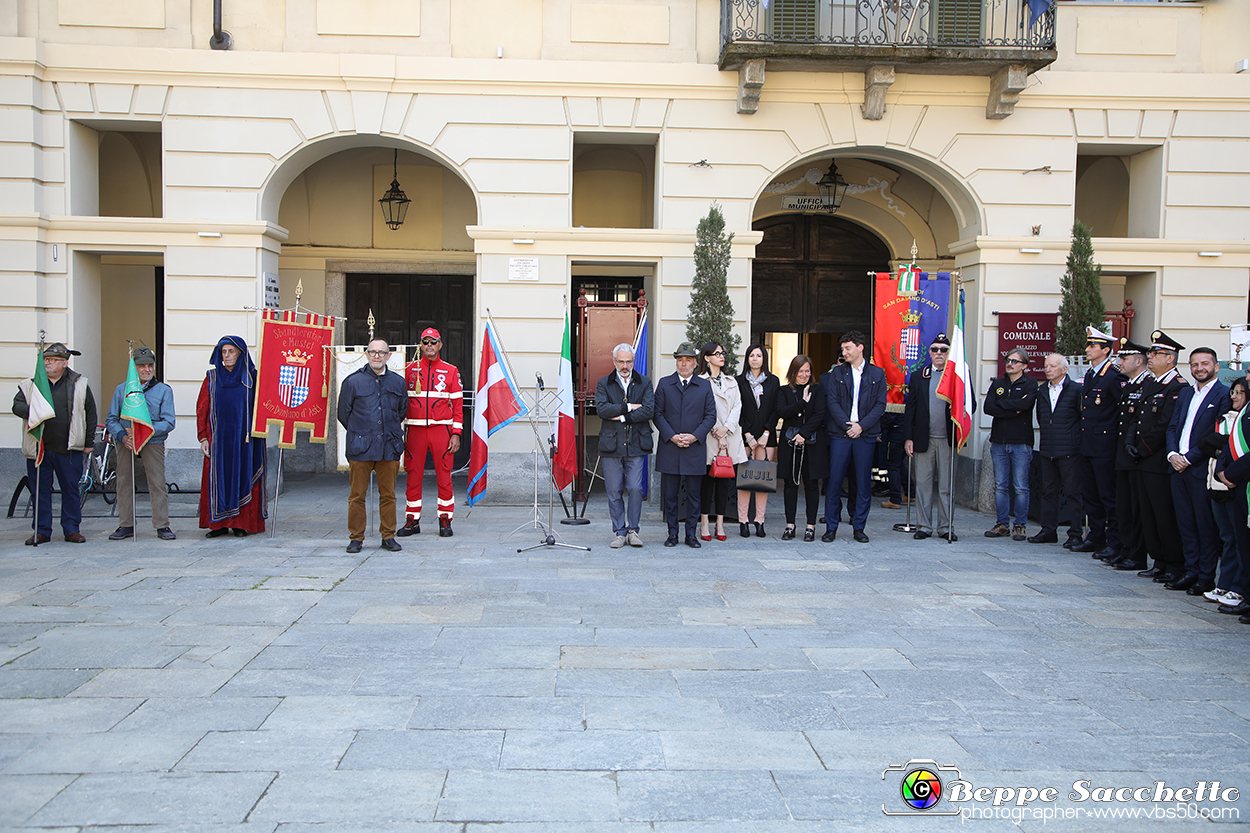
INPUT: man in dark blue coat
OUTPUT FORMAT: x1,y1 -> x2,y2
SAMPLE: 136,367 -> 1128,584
337,338 -> 407,553
1030,353 -> 1084,545
1074,326 -> 1128,558
653,342 -> 716,548
821,330 -> 887,543
1165,345 -> 1228,593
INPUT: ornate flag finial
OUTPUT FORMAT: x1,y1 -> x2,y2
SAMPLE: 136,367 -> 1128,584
367,308 -> 376,341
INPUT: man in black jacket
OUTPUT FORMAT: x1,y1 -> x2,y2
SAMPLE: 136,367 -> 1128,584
594,342 -> 655,548
1130,330 -> 1188,585
903,334 -> 959,541
983,347 -> 1039,540
1030,353 -> 1083,545
337,338 -> 407,554
1074,326 -> 1127,558
1107,339 -> 1152,570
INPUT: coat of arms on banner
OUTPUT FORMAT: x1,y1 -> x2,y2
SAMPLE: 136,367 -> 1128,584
278,349 -> 312,408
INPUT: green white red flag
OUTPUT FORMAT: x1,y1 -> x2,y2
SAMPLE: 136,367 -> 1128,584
26,348 -> 55,466
553,309 -> 577,490
120,355 -> 155,452
936,287 -> 973,450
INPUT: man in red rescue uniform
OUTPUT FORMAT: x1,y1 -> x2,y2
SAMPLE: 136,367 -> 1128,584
397,328 -> 463,537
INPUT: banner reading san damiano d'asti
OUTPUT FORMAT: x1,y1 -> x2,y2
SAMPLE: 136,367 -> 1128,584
873,269 -> 951,413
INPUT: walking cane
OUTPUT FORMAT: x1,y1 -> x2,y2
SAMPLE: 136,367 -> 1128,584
892,450 -> 919,533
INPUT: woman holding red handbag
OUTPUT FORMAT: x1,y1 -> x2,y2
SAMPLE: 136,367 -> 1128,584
699,342 -> 747,541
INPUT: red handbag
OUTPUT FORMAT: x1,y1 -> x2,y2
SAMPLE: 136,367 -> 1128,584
710,455 -> 736,478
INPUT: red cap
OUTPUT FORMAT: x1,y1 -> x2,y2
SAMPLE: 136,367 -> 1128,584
420,328 -> 441,341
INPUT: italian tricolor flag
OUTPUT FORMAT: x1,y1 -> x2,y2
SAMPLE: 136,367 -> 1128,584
553,309 -> 577,490
26,348 -> 56,465
936,287 -> 973,450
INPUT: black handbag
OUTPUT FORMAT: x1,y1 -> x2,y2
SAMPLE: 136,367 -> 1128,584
736,458 -> 778,493
784,426 -> 802,445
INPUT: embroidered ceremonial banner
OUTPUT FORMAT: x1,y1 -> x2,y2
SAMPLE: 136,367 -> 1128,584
252,309 -> 337,448
872,272 -> 951,412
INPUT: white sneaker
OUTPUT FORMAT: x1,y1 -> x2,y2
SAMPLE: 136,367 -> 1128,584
626,531 -> 643,547
1204,587 -> 1228,603
610,535 -> 627,549
1218,590 -> 1243,606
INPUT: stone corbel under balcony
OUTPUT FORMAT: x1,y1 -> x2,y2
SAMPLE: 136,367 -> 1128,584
986,64 -> 1028,120
736,58 -> 766,115
861,65 -> 895,120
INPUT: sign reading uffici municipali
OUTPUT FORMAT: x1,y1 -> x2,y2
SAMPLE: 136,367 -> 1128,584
781,196 -> 828,211
996,312 -> 1057,382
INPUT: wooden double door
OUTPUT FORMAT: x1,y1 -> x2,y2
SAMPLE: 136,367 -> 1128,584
750,214 -> 890,339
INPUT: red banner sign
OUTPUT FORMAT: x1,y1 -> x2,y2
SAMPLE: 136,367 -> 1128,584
996,312 -> 1057,382
252,309 -> 337,448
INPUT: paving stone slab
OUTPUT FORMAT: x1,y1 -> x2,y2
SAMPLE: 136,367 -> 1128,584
6,729 -> 205,774
0,772 -> 78,826
0,697 -> 141,733
617,771 -> 790,821
113,697 -> 280,733
68,667 -> 235,698
660,729 -> 825,770
260,695 -> 418,731
435,770 -> 619,823
500,728 -> 664,770
28,771 -> 277,826
408,695 -> 585,731
583,696 -> 727,731
337,729 -> 504,770
249,771 -> 444,824
176,729 -> 356,771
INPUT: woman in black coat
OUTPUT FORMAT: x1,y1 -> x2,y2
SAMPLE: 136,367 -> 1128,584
774,354 -> 829,541
737,343 -> 781,537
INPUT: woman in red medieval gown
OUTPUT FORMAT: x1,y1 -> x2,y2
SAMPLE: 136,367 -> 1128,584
198,336 -> 267,536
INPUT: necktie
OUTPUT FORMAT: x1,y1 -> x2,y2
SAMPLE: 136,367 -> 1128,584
681,379 -> 688,390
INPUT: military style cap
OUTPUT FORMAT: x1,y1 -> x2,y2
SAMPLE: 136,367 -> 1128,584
420,328 -> 441,341
1085,326 -> 1116,345
42,342 -> 80,359
672,342 -> 699,358
1118,338 -> 1149,357
1150,329 -> 1184,352
930,333 -> 951,347
132,346 -> 156,365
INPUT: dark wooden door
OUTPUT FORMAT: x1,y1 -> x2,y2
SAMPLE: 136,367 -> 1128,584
346,273 -> 475,467
345,273 -> 473,372
750,214 -> 889,339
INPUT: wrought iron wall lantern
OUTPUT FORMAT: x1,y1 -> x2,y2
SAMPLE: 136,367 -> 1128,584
817,159 -> 848,213
378,149 -> 411,230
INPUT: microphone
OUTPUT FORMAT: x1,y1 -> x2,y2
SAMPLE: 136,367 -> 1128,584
536,372 -> 545,391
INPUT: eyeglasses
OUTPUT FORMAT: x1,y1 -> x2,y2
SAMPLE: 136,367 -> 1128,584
710,351 -> 725,357
366,350 -> 390,357
1005,358 -> 1026,365
614,358 -> 634,365
421,339 -> 439,346
930,347 -> 949,354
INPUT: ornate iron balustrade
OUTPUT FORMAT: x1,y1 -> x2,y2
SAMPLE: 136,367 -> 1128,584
721,0 -> 1055,51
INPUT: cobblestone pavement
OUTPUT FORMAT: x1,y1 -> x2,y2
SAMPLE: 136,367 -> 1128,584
2,474 -> 1248,830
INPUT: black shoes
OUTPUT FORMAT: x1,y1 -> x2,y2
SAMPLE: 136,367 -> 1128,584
346,540 -> 363,553
853,530 -> 870,544
754,523 -> 766,538
1153,572 -> 1183,585
109,526 -> 134,540
821,529 -> 836,543
1137,566 -> 1163,578
1185,579 -> 1217,596
232,529 -> 248,538
781,527 -> 795,541
396,519 -> 420,537
664,534 -> 678,547
439,518 -> 454,538
157,527 -> 177,540
803,528 -> 815,542
740,523 -> 751,538
1071,539 -> 1102,553
938,532 -> 958,542
1164,573 -> 1199,591
1113,559 -> 1146,571
1220,601 -> 1250,615
1093,548 -> 1118,561
380,537 -> 402,552
913,530 -> 931,540
1027,531 -> 1058,544
206,528 -> 230,538
685,535 -> 702,549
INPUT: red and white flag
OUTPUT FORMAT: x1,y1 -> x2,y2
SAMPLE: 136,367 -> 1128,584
553,309 -> 577,490
936,287 -> 973,450
467,321 -> 529,506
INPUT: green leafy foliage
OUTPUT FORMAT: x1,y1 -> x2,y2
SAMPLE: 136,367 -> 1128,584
686,203 -> 742,373
1057,220 -> 1106,356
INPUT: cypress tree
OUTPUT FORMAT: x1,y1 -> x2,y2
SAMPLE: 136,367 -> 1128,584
687,203 -> 742,373
1057,220 -> 1106,356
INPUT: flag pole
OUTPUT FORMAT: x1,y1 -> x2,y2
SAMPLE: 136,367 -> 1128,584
946,274 -> 963,544
32,332 -> 45,547
485,307 -> 558,479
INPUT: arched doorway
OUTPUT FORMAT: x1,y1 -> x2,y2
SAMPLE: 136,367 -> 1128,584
751,214 -> 891,374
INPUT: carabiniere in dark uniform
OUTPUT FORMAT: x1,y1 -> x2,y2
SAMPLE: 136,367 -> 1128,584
1074,326 -> 1128,558
1128,329 -> 1188,582
1108,338 -> 1152,570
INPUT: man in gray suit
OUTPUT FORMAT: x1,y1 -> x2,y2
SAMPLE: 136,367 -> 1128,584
653,342 -> 716,548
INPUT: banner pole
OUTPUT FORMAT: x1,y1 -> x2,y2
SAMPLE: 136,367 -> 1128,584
271,448 -> 283,538
485,308 -> 557,479
131,446 -> 137,545
32,332 -> 45,547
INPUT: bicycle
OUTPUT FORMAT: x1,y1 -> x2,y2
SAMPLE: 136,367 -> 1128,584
79,424 -> 117,507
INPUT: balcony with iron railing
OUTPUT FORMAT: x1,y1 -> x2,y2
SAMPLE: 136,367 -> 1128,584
720,0 -> 1057,117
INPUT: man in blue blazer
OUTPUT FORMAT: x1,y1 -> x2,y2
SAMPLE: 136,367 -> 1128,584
1165,345 -> 1229,594
653,342 -> 717,548
821,330 -> 887,543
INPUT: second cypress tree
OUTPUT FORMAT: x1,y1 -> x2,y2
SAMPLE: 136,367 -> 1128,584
1057,219 -> 1106,356
686,203 -> 742,373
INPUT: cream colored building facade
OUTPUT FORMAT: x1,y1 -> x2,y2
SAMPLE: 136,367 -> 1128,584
1,0 -> 1248,495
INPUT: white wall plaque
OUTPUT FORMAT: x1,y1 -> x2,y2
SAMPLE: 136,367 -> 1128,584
509,257 -> 540,282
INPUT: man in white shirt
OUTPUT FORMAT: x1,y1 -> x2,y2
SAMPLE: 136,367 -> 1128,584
1165,346 -> 1229,594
